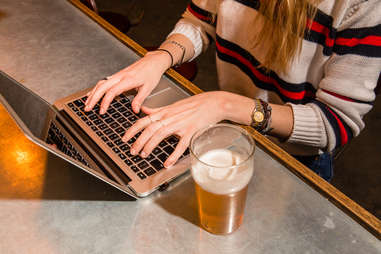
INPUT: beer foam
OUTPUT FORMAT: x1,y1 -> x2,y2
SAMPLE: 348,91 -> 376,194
192,149 -> 254,195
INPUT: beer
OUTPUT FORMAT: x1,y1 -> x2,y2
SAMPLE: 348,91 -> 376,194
192,148 -> 254,235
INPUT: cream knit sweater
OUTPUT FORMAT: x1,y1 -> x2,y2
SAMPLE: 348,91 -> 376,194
168,0 -> 381,155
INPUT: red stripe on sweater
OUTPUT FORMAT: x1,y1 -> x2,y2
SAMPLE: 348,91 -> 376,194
335,35 -> 381,47
187,5 -> 209,22
322,89 -> 355,102
216,41 -> 307,100
325,106 -> 348,145
307,19 -> 335,47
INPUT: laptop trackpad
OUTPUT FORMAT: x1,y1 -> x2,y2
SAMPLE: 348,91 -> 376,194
143,86 -> 189,109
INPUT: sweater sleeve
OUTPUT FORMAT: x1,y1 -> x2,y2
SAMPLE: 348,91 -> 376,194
287,2 -> 381,151
167,0 -> 218,61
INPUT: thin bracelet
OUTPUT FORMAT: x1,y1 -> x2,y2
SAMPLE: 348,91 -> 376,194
168,40 -> 186,66
156,48 -> 173,68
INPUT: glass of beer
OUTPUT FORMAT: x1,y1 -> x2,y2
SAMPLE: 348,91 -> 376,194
190,123 -> 255,235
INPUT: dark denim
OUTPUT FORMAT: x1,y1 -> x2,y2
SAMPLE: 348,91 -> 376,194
294,152 -> 334,182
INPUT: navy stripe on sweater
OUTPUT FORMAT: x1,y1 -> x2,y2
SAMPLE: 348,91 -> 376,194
311,100 -> 354,148
216,35 -> 316,104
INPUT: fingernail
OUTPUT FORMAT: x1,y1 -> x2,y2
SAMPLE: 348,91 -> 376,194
141,151 -> 147,158
85,106 -> 89,111
130,149 -> 136,155
164,161 -> 173,168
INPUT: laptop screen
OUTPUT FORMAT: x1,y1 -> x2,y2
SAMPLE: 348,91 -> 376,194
0,70 -> 53,139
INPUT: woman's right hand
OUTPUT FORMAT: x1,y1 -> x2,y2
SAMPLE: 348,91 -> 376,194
84,50 -> 172,114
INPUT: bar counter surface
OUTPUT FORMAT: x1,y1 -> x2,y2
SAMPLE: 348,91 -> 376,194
0,0 -> 380,253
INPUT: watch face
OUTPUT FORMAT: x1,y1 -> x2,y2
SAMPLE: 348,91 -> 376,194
254,111 -> 264,122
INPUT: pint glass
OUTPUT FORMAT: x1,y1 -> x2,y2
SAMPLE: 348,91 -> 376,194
190,124 -> 255,235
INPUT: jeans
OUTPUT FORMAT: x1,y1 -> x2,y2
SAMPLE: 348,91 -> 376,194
294,152 -> 334,182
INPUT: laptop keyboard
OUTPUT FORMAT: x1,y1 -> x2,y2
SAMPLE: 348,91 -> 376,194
66,94 -> 189,180
47,122 -> 90,167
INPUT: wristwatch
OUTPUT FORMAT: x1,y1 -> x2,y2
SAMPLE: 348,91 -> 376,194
250,99 -> 272,133
251,99 -> 265,128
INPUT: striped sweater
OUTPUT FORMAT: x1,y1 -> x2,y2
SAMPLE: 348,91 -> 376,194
169,0 -> 381,155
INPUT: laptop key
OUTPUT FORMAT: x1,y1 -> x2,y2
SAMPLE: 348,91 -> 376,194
167,136 -> 179,145
86,121 -> 92,126
118,153 -> 126,160
150,159 -> 164,171
110,122 -> 119,129
68,102 -> 74,108
73,99 -> 84,107
144,167 -> 156,176
115,127 -> 124,134
99,124 -> 107,130
101,136 -> 108,142
115,139 -> 123,146
100,113 -> 109,119
72,107 -> 79,112
163,146 -> 174,155
122,122 -> 132,128
127,137 -> 136,144
105,118 -> 114,124
104,128 -> 113,135
137,161 -> 149,170
159,141 -> 167,147
117,117 -> 127,124
117,107 -> 127,113
94,119 -> 102,125
96,131 -> 103,136
146,154 -> 155,161
109,134 -> 119,140
112,147 -> 120,154
131,166 -> 139,173
137,172 -> 146,179
131,155 -> 143,163
124,159 -> 132,166
113,102 -> 122,108
76,111 -> 83,117
89,114 -> 98,120
152,147 -> 162,155
120,98 -> 129,104
107,108 -> 116,114
120,144 -> 129,151
128,116 -> 138,122
122,111 -> 132,117
157,153 -> 168,163
106,141 -> 114,148
112,112 -> 121,118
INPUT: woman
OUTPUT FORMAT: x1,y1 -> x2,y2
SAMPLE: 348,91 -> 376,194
84,0 -> 380,181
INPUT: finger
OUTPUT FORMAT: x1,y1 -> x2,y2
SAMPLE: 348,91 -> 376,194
99,79 -> 135,114
85,78 -> 119,111
140,109 -> 194,157
85,81 -> 105,106
141,105 -> 163,115
121,115 -> 152,143
164,135 -> 191,168
130,120 -> 164,156
131,86 -> 152,114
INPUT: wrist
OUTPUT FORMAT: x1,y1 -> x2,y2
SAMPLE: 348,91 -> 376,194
217,91 -> 254,125
145,50 -> 172,71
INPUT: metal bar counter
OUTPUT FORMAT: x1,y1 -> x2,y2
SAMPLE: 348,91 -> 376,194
0,0 -> 380,253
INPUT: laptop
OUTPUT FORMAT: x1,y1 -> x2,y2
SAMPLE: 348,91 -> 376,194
0,70 -> 192,198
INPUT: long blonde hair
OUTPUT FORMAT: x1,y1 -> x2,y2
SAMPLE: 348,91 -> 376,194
254,0 -> 320,74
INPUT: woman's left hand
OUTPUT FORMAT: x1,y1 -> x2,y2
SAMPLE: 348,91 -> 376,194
122,91 -> 228,168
